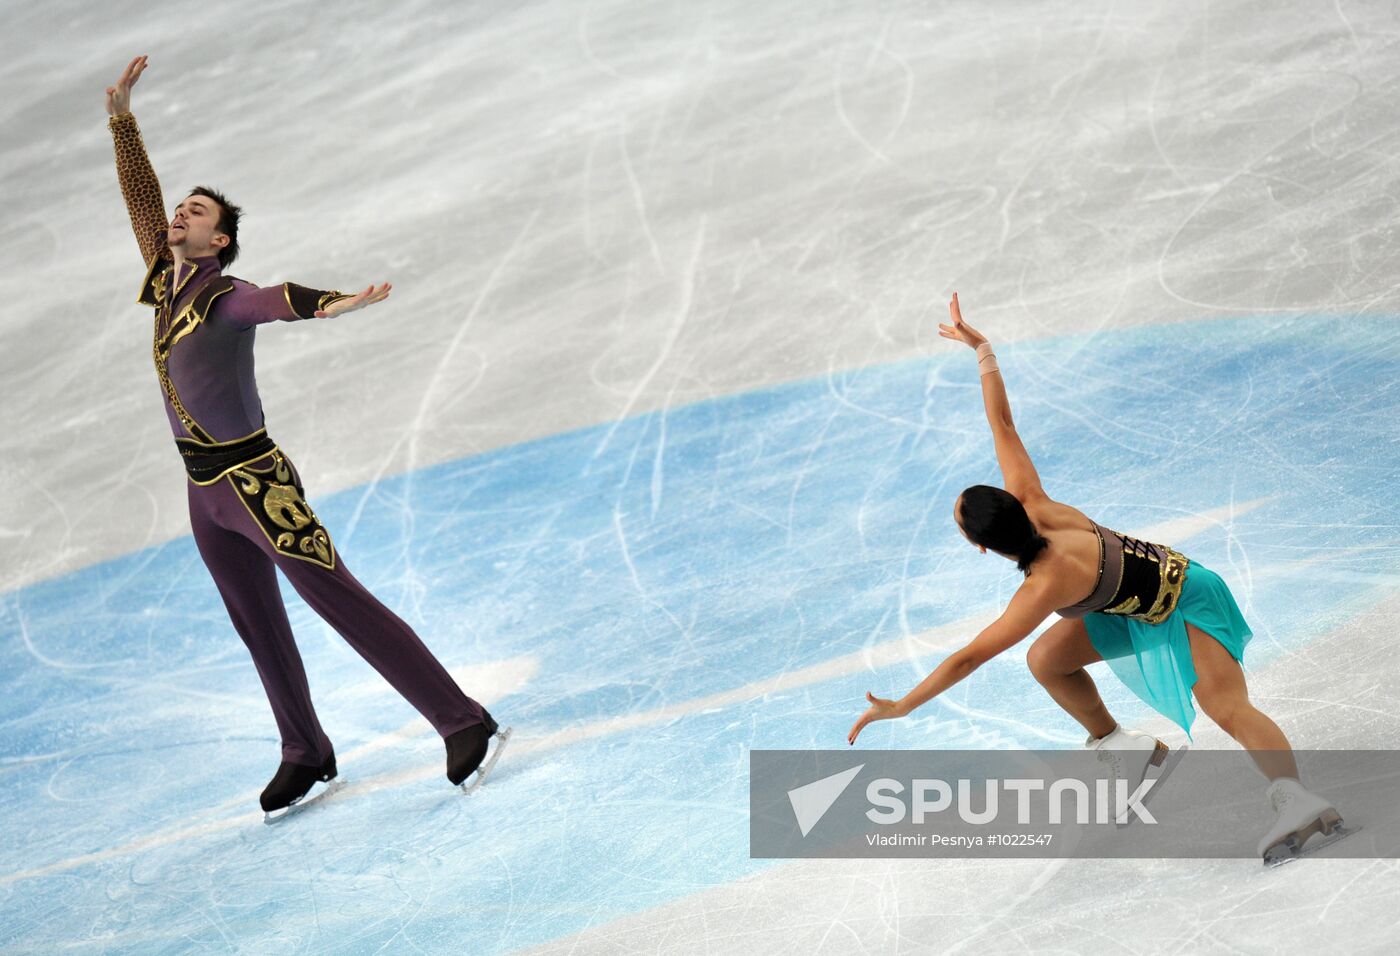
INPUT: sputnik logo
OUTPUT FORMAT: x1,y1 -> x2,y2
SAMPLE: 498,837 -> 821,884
787,764 -> 864,837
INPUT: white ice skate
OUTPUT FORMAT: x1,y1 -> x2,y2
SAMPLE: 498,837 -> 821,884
1257,778 -> 1358,867
1085,725 -> 1185,827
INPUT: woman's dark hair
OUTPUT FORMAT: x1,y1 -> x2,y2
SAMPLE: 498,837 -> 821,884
958,484 -> 1049,574
188,185 -> 242,268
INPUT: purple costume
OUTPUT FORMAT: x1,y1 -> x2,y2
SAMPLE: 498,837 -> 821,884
110,112 -> 487,767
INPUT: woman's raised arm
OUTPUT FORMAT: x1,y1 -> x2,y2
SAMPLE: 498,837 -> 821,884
938,293 -> 1046,502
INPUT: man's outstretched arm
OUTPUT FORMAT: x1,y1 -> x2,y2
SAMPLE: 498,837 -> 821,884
105,55 -> 169,267
217,281 -> 392,327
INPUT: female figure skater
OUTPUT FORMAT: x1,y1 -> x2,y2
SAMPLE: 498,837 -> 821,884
847,294 -> 1348,865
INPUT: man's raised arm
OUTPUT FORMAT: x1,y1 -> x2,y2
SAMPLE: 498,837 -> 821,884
105,56 -> 169,268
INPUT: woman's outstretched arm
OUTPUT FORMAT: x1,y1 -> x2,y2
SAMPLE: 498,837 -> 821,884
846,582 -> 1060,744
939,293 -> 1046,502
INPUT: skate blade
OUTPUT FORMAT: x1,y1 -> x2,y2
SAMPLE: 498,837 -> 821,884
263,778 -> 345,825
1263,812 -> 1361,868
459,726 -> 513,796
1116,741 -> 1189,828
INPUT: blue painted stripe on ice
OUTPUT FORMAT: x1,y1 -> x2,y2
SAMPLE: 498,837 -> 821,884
1,315 -> 1398,953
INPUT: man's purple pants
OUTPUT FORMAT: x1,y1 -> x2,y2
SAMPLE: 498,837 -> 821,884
186,452 -> 486,766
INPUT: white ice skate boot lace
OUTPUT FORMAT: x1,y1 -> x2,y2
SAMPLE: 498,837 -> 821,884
1257,779 -> 1340,859
1085,726 -> 1162,823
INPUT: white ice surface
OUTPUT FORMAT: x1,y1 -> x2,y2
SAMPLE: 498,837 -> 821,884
3,1 -> 1400,953
6,0 -> 1400,591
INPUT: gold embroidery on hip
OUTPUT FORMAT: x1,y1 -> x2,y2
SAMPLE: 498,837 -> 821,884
1105,595 -> 1141,616
226,453 -> 337,570
264,482 -> 314,531
1140,549 -> 1189,625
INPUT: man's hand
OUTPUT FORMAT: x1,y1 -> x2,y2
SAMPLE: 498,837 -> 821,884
316,283 -> 393,318
106,55 -> 148,117
847,691 -> 908,745
936,292 -> 988,350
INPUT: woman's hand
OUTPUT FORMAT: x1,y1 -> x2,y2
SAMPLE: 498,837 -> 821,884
847,691 -> 907,745
936,292 -> 988,349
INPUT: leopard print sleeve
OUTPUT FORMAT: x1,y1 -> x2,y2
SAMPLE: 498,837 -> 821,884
108,112 -> 170,267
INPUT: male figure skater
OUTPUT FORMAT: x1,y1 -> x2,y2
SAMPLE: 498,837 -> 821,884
104,56 -> 509,818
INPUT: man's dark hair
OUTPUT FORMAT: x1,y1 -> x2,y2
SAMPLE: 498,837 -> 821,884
958,484 -> 1049,574
188,185 -> 242,268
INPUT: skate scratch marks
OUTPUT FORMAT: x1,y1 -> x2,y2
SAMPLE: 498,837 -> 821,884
612,505 -> 693,652
1165,883 -> 1274,956
2,609 -> 995,887
784,393 -> 847,549
0,655 -> 538,887
618,119 -> 664,272
994,6 -> 1115,254
830,18 -> 913,165
15,609 -> 116,671
406,206 -> 542,464
1,505 -> 1273,885
1316,858 -> 1384,923
942,856 -> 1074,956
649,389 -> 674,521
339,207 -> 542,544
589,217 -> 706,463
1124,498 -> 1269,550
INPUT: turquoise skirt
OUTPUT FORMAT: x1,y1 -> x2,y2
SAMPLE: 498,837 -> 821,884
1083,561 -> 1252,737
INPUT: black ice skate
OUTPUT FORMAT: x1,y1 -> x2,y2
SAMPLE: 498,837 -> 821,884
446,713 -> 513,796
260,753 -> 341,824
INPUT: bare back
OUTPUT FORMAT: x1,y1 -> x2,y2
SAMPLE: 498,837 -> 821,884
1019,496 -> 1103,609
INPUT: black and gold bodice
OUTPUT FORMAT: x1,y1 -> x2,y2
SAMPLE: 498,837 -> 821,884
1056,523 -> 1189,625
